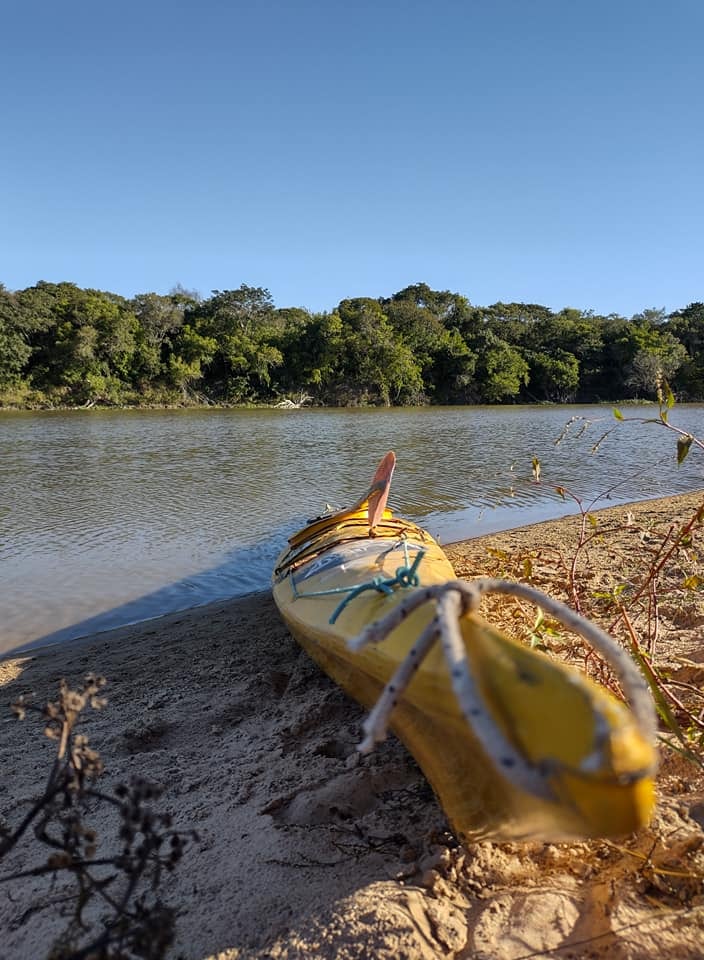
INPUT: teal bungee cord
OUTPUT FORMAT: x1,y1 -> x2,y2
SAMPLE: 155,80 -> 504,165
288,540 -> 426,625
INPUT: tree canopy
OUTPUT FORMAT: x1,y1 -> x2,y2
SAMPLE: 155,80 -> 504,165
0,280 -> 701,407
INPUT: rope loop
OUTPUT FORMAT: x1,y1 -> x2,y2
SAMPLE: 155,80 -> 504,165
347,577 -> 657,800
394,548 -> 424,588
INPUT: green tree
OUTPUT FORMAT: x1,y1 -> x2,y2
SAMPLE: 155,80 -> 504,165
332,298 -> 424,405
427,328 -> 477,403
626,334 -> 688,397
0,282 -> 61,391
130,292 -> 193,382
21,283 -> 138,403
275,310 -> 344,400
668,302 -> 704,399
166,326 -> 218,398
0,285 -> 33,387
474,331 -> 529,402
383,287 -> 477,401
612,314 -> 688,399
527,349 -> 580,402
184,286 -> 282,401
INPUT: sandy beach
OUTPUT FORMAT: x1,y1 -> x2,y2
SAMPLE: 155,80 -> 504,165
2,492 -> 704,959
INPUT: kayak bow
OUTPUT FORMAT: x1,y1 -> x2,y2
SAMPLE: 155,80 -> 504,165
272,453 -> 657,842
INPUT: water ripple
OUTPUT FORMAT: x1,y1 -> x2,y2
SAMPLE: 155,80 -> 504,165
1,406 -> 702,653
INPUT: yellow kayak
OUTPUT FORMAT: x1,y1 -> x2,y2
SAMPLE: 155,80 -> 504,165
272,453 -> 657,842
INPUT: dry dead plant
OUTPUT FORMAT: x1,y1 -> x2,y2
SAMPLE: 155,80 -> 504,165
456,386 -> 704,769
1,675 -> 197,960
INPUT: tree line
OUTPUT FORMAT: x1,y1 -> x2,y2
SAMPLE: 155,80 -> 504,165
1,280 -> 703,407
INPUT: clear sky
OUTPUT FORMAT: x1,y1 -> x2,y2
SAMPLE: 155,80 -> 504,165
2,0 -> 702,316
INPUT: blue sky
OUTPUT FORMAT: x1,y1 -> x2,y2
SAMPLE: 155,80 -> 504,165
2,0 -> 702,316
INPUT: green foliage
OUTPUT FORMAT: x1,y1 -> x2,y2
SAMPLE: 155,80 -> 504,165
332,299 -> 424,405
667,302 -> 704,399
475,333 -> 529,402
0,283 -> 54,388
130,292 -> 191,381
382,291 -> 477,402
274,310 -> 344,398
626,335 -> 688,398
0,280 -> 702,408
19,282 -> 141,404
677,434 -> 694,464
166,326 -> 218,395
0,286 -> 33,386
185,286 -> 283,401
527,349 -> 580,402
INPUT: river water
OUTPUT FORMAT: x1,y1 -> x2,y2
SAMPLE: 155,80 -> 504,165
1,405 -> 703,655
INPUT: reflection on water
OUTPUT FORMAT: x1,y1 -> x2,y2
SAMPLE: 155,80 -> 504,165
1,405 -> 702,654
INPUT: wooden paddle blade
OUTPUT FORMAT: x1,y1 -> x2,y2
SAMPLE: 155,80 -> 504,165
367,451 -> 396,531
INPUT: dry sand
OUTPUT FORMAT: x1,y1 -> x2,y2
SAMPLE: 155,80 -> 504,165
2,492 -> 704,959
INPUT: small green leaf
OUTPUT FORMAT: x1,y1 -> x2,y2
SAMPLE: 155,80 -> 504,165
487,547 -> 509,561
613,408 -> 624,421
677,434 -> 693,465
587,513 -> 598,529
664,379 -> 675,409
530,641 -> 549,652
660,409 -> 668,424
629,644 -> 687,745
531,457 -> 541,483
683,575 -> 702,590
522,557 -> 533,579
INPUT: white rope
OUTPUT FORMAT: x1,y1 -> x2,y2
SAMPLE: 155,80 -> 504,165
474,578 -> 657,744
347,578 -> 657,799
358,619 -> 438,753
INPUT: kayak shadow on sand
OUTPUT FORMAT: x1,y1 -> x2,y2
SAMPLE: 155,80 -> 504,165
13,525 -> 296,655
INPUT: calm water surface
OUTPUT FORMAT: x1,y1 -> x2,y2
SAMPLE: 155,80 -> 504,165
2,405 -> 703,654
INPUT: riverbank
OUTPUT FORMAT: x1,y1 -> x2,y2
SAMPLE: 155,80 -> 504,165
1,492 -> 703,959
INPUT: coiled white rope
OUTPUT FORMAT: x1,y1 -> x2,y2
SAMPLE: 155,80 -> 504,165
347,578 -> 657,799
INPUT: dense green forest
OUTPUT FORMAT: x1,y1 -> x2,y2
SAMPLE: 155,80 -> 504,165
1,280 -> 703,407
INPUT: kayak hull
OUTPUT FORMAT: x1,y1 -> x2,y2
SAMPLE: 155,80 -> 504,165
273,507 -> 656,842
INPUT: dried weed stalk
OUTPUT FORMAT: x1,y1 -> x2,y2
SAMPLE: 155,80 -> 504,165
1,675 -> 197,960
479,387 -> 704,766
